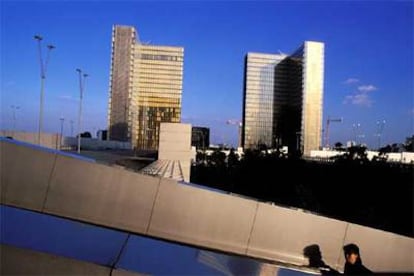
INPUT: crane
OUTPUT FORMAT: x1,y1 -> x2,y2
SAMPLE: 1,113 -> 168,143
226,119 -> 242,127
226,119 -> 243,148
324,117 -> 342,148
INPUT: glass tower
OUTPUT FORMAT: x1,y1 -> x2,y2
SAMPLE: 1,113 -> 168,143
242,41 -> 324,156
108,25 -> 184,150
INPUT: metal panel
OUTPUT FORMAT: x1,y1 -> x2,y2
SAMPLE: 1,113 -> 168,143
0,140 -> 56,211
247,203 -> 347,270
148,178 -> 258,254
44,154 -> 160,233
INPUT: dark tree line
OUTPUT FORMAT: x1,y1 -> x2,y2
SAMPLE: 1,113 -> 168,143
191,147 -> 413,237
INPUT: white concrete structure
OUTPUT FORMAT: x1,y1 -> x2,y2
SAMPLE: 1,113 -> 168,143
141,123 -> 193,182
1,138 -> 413,274
310,149 -> 414,164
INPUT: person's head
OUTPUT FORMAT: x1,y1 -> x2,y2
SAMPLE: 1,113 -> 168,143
343,243 -> 361,265
303,244 -> 323,267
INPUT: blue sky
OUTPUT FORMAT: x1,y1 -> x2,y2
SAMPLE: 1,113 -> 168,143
1,0 -> 413,148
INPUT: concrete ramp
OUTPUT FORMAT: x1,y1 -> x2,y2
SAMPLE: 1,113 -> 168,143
1,138 -> 413,273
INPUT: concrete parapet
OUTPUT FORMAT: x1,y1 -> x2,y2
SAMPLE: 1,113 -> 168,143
0,130 -> 61,150
247,203 -> 347,270
148,178 -> 258,254
1,139 -> 56,211
44,154 -> 160,233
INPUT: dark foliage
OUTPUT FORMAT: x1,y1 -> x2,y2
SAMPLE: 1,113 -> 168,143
191,148 -> 414,237
79,131 -> 92,138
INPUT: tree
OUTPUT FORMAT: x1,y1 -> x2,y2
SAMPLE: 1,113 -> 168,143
196,151 -> 207,165
242,148 -> 263,163
391,143 -> 401,153
208,149 -> 226,167
227,148 -> 239,168
335,145 -> 369,163
334,142 -> 344,151
404,135 -> 414,152
379,144 -> 392,153
80,132 -> 92,138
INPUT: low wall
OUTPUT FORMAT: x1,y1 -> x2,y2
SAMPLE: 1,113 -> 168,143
0,130 -> 61,150
63,137 -> 132,150
0,130 -> 131,151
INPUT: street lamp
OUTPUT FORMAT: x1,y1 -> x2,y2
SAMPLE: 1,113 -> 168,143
59,117 -> 65,149
76,68 -> 88,154
34,34 -> 55,145
10,105 -> 20,133
70,120 -> 74,137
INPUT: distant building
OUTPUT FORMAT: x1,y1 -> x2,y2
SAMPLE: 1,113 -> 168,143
346,141 -> 356,148
96,130 -> 108,141
242,41 -> 324,156
191,127 -> 210,149
108,25 -> 184,150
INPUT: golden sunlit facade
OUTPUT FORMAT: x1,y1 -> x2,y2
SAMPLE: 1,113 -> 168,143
108,25 -> 184,150
297,41 -> 324,156
242,41 -> 324,156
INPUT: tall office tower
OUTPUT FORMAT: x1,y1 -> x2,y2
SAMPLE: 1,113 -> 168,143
108,25 -> 184,150
242,41 -> 324,156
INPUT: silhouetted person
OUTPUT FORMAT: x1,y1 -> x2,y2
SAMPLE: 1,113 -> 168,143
343,243 -> 372,275
303,244 -> 340,275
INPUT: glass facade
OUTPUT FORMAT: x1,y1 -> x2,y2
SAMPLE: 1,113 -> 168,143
242,42 -> 324,156
242,53 -> 286,148
108,25 -> 184,150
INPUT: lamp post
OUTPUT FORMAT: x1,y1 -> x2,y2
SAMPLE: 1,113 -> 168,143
70,120 -> 74,137
59,117 -> 64,149
34,35 -> 55,145
76,68 -> 88,154
10,105 -> 20,133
